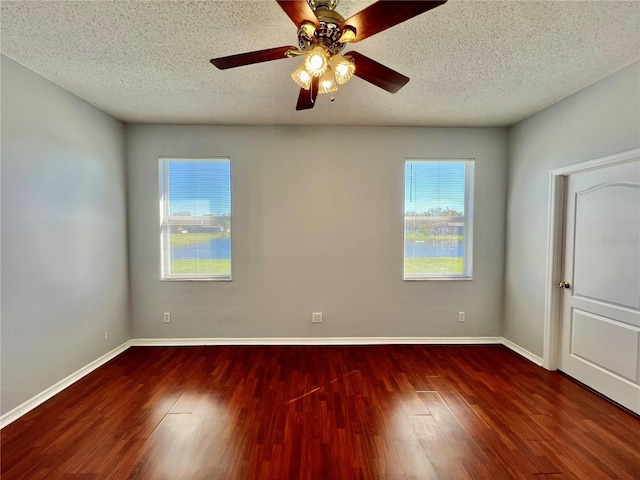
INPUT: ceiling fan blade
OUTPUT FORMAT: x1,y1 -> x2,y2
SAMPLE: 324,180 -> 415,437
343,0 -> 447,43
347,51 -> 409,93
296,77 -> 319,110
210,46 -> 297,70
276,0 -> 320,28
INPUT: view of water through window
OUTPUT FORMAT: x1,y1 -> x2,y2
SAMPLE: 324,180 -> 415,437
171,237 -> 231,260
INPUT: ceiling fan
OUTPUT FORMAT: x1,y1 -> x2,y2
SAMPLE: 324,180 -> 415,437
210,0 -> 447,111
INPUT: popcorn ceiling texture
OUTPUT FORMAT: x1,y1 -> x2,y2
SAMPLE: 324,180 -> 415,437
1,0 -> 638,126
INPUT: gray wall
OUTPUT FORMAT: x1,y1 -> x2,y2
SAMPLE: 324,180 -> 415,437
126,125 -> 508,339
1,56 -> 130,414
6,51 -> 634,417
504,61 -> 640,357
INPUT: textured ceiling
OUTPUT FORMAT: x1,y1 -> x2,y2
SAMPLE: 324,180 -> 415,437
1,0 -> 639,127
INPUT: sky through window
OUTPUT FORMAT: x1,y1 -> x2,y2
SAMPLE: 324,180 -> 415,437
405,161 -> 465,215
167,160 -> 231,216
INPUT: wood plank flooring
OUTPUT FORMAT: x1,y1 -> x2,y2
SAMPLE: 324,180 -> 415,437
2,345 -> 639,479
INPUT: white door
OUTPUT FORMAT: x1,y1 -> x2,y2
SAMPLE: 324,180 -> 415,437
559,159 -> 640,414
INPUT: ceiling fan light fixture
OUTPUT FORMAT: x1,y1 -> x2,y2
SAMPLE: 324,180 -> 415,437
318,70 -> 338,94
212,0 -> 446,110
304,46 -> 329,77
330,54 -> 355,85
291,63 -> 312,90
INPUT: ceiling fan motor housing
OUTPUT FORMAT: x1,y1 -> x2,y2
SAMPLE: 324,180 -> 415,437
297,4 -> 348,55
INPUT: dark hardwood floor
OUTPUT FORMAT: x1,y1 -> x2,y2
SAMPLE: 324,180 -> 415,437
2,345 -> 639,479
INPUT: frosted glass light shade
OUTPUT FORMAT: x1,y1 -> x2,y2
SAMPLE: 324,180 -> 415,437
304,46 -> 329,77
318,70 -> 338,94
291,63 -> 312,90
330,55 -> 355,85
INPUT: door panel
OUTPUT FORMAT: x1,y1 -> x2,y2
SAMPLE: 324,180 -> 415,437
574,183 -> 640,308
571,309 -> 639,381
560,158 -> 640,414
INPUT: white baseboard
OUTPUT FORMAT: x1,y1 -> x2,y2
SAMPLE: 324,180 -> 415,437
501,337 -> 544,366
130,336 -> 504,346
0,340 -> 132,429
1,336 -> 542,429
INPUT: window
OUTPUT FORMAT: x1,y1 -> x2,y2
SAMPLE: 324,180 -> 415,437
404,159 -> 474,280
159,158 -> 231,280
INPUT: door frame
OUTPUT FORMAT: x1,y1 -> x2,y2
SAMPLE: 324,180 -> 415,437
543,147 -> 640,370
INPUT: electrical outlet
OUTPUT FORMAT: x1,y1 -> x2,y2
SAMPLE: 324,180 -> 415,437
312,312 -> 323,323
163,312 -> 171,323
458,312 -> 465,322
